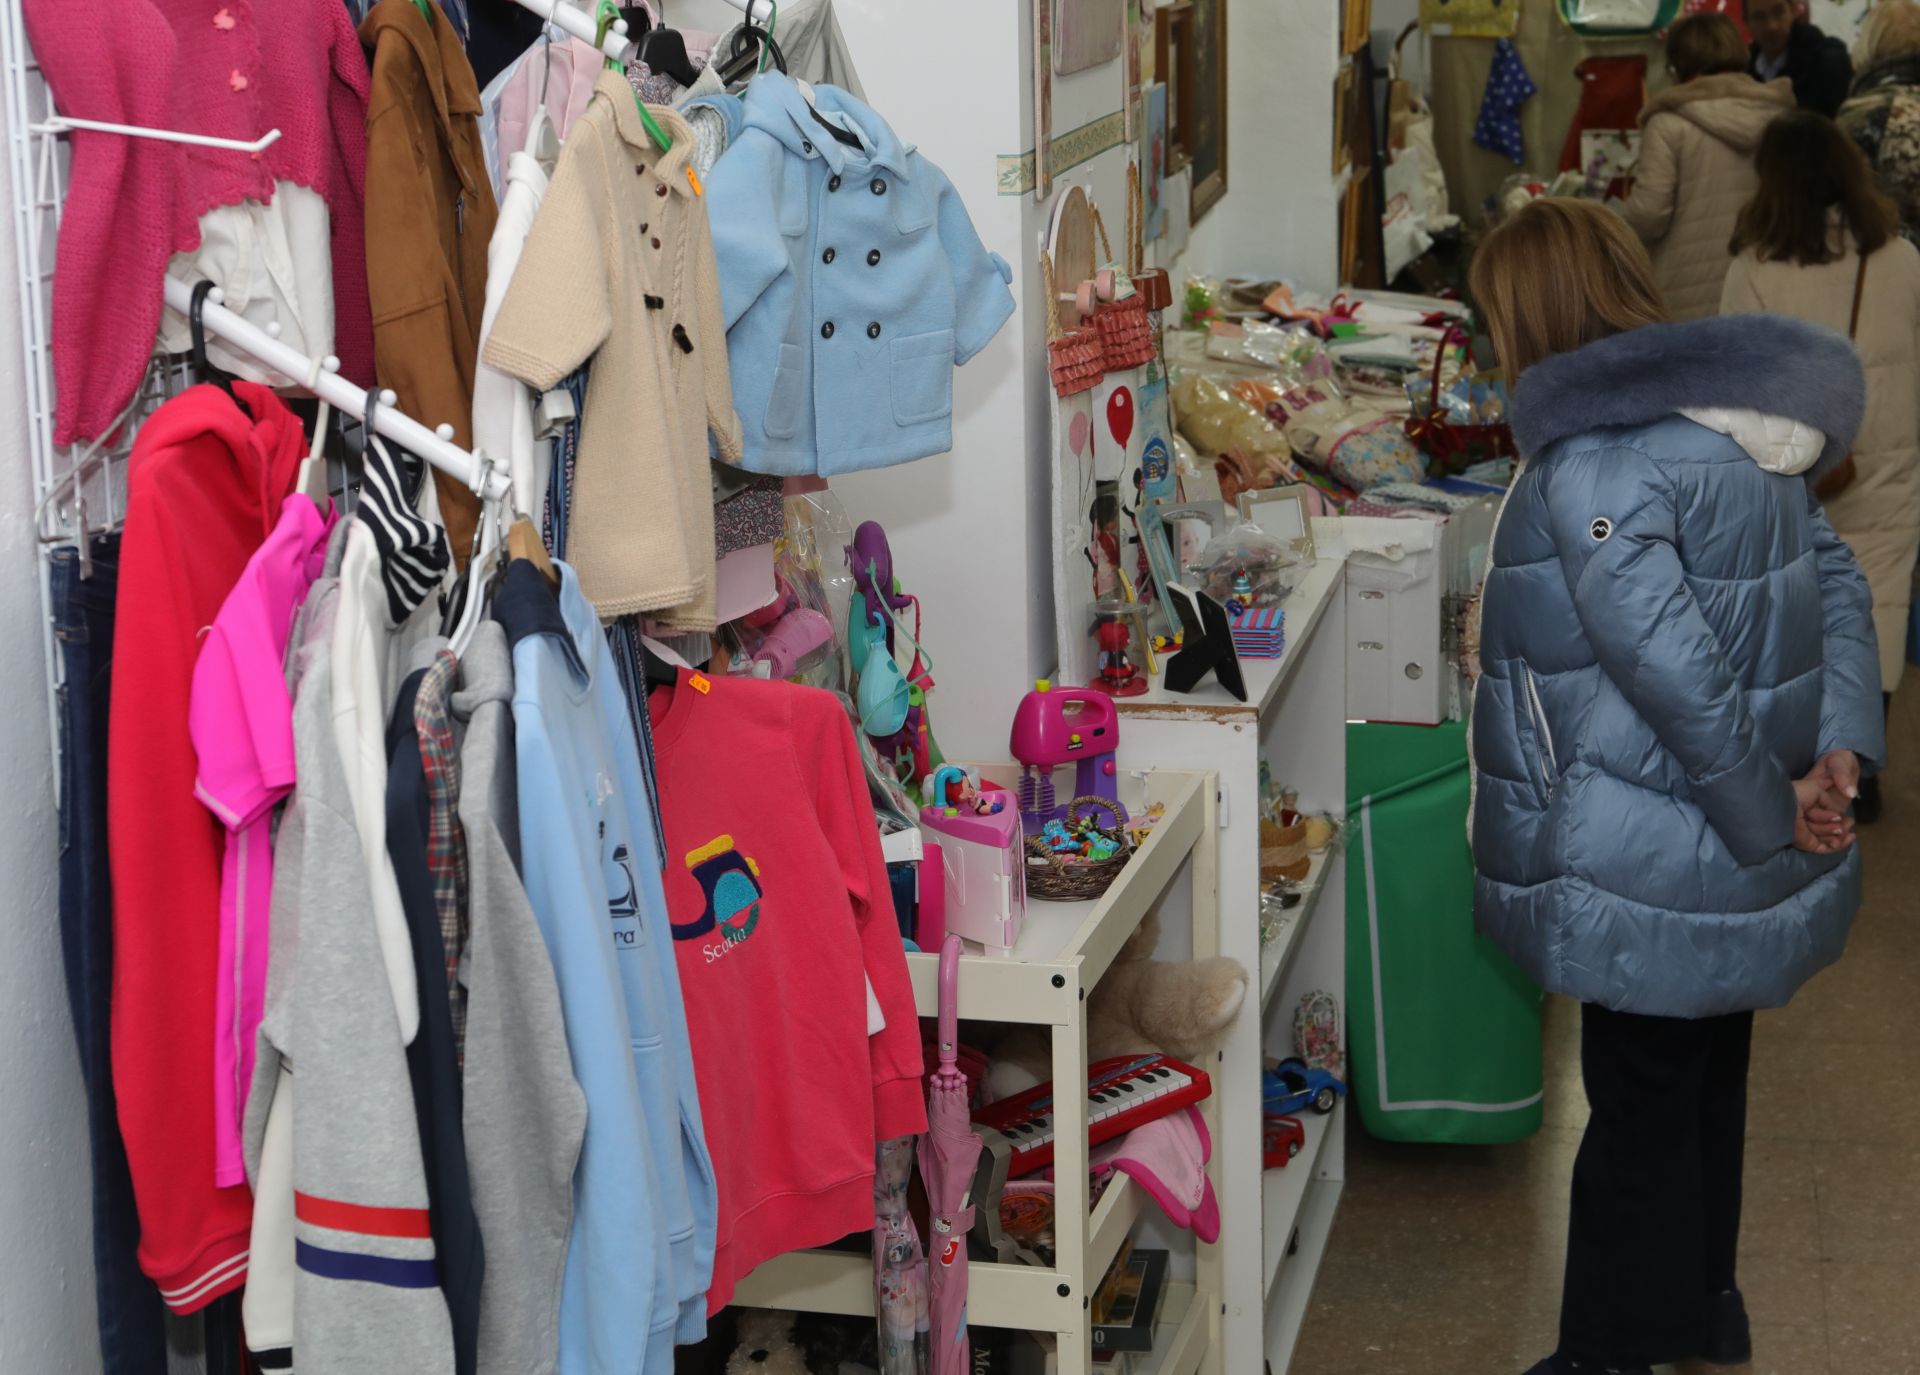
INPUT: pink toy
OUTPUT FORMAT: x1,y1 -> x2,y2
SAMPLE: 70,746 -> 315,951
1009,679 -> 1124,835
920,796 -> 1025,957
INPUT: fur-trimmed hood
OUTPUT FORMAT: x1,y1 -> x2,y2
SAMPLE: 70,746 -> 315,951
1639,72 -> 1794,151
1511,313 -> 1866,479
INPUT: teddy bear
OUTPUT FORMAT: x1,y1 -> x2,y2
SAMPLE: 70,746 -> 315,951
725,1310 -> 810,1375
986,907 -> 1249,1099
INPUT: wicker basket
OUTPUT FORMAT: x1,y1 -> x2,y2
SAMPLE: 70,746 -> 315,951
1025,797 -> 1136,901
1260,817 -> 1311,882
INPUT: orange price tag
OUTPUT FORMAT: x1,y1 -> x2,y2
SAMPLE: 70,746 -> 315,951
689,672 -> 712,695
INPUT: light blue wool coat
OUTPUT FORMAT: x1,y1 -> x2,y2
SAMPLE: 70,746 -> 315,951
1471,314 -> 1885,1019
702,73 -> 1014,476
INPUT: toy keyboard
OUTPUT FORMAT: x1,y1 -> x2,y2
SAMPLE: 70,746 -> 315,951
973,1054 -> 1212,1178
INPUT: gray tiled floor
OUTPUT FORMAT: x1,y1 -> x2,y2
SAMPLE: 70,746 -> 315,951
1290,691 -> 1920,1375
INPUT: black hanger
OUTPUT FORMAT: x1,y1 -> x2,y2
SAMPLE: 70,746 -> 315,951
618,4 -> 651,34
188,280 -> 252,419
718,22 -> 790,85
642,640 -> 678,689
639,25 -> 701,88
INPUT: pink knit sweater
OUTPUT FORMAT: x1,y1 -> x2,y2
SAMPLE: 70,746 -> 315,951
25,0 -> 374,445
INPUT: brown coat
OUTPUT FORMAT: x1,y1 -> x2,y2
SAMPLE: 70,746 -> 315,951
1621,74 -> 1794,321
361,0 -> 498,565
1723,236 -> 1920,690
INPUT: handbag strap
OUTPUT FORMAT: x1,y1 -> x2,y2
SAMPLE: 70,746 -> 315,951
1849,253 -> 1869,340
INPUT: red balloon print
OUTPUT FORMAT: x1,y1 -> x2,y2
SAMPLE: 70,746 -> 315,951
1107,387 -> 1135,448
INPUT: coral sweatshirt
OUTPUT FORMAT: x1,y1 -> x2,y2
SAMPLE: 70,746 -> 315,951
648,671 -> 926,1311
109,381 -> 303,1310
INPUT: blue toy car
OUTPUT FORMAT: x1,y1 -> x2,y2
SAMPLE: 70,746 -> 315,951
1262,1058 -> 1347,1116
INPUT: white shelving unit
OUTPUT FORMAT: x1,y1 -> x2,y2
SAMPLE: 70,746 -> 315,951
1113,555 -> 1350,1375
733,768 -> 1221,1375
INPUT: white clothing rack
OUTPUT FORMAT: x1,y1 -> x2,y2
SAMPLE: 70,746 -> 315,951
505,0 -> 637,62
502,0 -> 772,64
162,276 -> 511,503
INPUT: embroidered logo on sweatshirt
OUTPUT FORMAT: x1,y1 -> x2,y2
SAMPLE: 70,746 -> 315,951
675,834 -> 764,957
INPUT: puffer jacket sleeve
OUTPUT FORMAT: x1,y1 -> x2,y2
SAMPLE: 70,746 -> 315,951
1807,487 -> 1888,768
1619,116 -> 1679,246
1548,445 -> 1797,864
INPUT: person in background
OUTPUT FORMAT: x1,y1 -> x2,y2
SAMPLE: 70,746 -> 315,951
1838,0 -> 1920,236
1620,13 -> 1795,319
1469,198 -> 1884,1375
1724,111 -> 1920,824
1747,0 -> 1854,115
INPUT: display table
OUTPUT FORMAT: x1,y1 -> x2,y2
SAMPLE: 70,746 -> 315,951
1345,720 -> 1544,1145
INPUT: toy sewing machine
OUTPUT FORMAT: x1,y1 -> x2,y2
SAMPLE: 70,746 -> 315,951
972,1053 -> 1213,1178
918,766 -> 1025,957
1009,680 -> 1126,836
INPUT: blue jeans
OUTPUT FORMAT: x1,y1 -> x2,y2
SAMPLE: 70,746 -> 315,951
52,538 -> 172,1374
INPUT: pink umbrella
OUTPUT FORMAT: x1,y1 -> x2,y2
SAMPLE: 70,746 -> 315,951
919,935 -> 982,1375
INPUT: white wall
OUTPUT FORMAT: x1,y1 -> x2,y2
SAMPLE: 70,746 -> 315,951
0,103 -> 101,1373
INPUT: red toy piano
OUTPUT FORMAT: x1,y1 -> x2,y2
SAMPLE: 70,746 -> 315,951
973,1053 -> 1212,1178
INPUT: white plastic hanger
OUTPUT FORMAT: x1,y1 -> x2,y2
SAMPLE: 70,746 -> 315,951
297,352 -> 339,509
449,452 -> 505,658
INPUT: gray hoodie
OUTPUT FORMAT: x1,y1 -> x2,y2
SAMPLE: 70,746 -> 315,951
245,528 -> 455,1375
454,622 -> 587,1375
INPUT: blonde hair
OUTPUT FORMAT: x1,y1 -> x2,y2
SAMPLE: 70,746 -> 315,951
1855,0 -> 1920,67
1665,12 -> 1751,80
1469,199 -> 1668,379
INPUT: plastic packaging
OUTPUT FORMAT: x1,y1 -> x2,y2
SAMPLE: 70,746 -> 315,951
1187,522 -> 1304,610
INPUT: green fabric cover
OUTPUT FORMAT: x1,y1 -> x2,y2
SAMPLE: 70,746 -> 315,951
1345,721 -> 1544,1144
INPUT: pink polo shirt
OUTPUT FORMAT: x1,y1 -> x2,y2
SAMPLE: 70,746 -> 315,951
190,493 -> 336,1188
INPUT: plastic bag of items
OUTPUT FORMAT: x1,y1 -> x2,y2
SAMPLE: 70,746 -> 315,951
1187,521 -> 1305,612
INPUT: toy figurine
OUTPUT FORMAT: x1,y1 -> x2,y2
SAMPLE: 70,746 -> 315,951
1227,567 -> 1254,614
1040,819 -> 1081,853
1087,618 -> 1149,699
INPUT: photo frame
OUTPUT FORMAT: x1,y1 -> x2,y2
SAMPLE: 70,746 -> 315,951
1236,484 -> 1317,561
1187,0 -> 1228,222
1165,582 -> 1247,702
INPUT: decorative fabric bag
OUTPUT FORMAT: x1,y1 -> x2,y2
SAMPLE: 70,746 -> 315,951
1041,247 -> 1105,397
1089,183 -> 1156,372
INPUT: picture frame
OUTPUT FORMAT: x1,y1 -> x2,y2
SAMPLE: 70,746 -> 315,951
1237,484 -> 1317,561
1154,2 -> 1195,178
1186,0 -> 1228,222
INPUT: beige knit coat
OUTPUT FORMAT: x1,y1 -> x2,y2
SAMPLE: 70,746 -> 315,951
484,73 -> 742,630
1621,75 -> 1795,321
1723,235 -> 1920,691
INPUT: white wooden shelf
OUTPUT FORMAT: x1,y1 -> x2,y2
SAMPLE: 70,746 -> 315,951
1137,1281 -> 1209,1375
733,765 -> 1221,1375
1112,556 -> 1350,1375
905,768 -> 1210,1026
1265,1176 -> 1345,1371
1261,1105 -> 1335,1300
1258,847 -> 1336,1013
1113,557 -> 1346,722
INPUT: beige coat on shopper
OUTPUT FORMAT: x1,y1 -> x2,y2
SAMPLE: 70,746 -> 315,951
1621,75 -> 1795,320
1723,235 -> 1920,690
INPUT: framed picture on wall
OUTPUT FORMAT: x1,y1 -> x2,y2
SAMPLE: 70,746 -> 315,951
1154,1 -> 1194,177
1187,0 -> 1227,221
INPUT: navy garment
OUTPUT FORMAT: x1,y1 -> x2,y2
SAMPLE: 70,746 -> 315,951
1472,314 -> 1884,1018
1558,1005 -> 1752,1366
52,537 -> 173,1375
387,666 -> 483,1375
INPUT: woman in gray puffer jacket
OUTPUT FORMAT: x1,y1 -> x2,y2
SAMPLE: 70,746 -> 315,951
1468,200 -> 1884,1375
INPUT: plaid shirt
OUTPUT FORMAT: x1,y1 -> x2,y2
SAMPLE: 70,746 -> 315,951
414,649 -> 470,1062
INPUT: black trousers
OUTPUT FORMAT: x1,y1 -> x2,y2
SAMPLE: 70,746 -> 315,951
1557,1003 -> 1754,1367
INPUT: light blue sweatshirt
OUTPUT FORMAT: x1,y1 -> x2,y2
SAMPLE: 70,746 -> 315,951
497,560 -> 718,1371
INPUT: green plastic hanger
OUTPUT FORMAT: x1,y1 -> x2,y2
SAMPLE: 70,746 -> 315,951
407,0 -> 436,26
594,0 -> 676,160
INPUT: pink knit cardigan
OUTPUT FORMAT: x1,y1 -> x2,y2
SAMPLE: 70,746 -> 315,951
25,0 -> 374,445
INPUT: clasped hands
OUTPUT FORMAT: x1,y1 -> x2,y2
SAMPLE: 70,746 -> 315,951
1793,749 -> 1862,856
